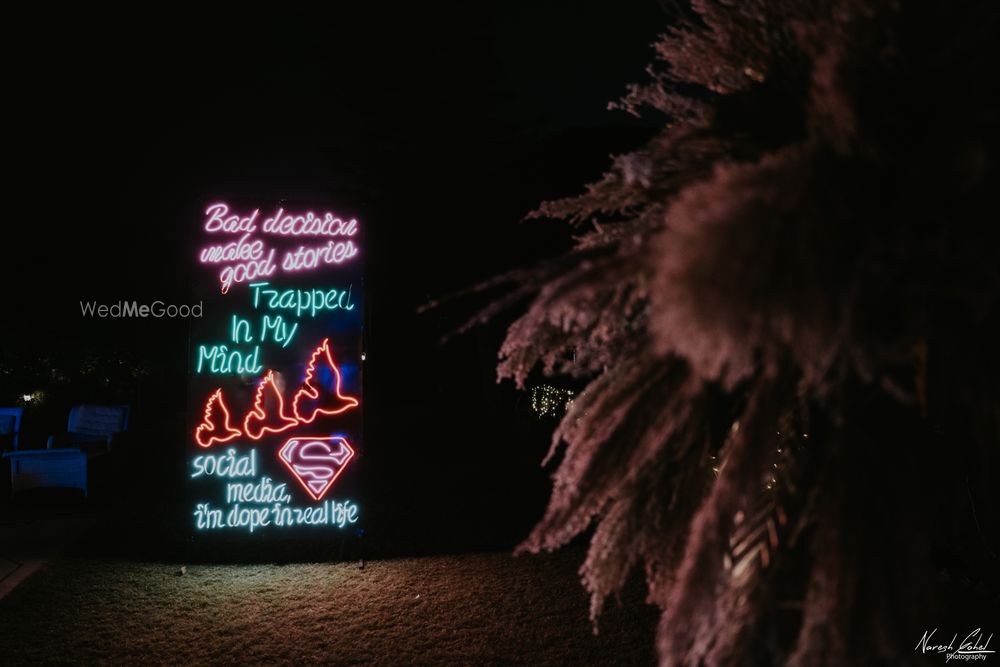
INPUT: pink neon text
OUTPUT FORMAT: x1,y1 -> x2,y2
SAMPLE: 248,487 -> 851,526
200,232 -> 265,264
281,242 -> 359,272
205,204 -> 259,233
263,209 -> 358,237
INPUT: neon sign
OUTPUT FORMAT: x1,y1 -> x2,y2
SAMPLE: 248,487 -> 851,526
191,448 -> 257,478
278,436 -> 355,501
196,344 -> 263,374
189,199 -> 364,539
261,207 -> 359,237
194,389 -> 242,448
250,282 -> 355,317
199,203 -> 361,294
292,339 -> 360,424
194,498 -> 359,532
242,370 -> 299,440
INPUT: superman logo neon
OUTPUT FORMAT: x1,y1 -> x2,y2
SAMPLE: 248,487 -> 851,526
278,436 -> 355,501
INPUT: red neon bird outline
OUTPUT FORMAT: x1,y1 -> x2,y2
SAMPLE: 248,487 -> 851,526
243,369 -> 299,440
193,339 -> 358,453
194,388 -> 242,448
291,338 -> 359,424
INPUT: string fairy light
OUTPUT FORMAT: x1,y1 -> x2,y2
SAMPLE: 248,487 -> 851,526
530,384 -> 575,417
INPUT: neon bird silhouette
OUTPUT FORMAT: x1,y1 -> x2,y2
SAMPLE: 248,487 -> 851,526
243,370 -> 299,440
291,338 -> 359,424
194,388 -> 242,448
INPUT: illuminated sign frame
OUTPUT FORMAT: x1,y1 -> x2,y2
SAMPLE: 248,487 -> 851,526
188,200 -> 364,539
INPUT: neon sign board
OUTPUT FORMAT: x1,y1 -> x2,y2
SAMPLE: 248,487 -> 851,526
189,201 -> 363,538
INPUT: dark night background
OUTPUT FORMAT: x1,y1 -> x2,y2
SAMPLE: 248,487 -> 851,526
3,2 -> 665,558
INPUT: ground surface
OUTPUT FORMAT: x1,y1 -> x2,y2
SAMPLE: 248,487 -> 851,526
0,549 -> 657,666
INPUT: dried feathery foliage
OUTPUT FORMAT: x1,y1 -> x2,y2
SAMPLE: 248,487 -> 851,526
497,1 -> 1000,665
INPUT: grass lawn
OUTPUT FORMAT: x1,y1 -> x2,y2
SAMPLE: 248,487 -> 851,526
0,550 -> 656,666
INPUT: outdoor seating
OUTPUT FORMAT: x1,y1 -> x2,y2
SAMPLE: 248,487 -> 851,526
46,404 -> 130,457
0,407 -> 23,453
5,448 -> 88,497
3,405 -> 130,497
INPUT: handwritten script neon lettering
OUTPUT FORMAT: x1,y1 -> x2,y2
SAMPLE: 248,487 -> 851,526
250,282 -> 355,317
199,203 -> 361,293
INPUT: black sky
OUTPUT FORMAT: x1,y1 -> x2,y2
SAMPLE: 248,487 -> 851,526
5,1 -> 666,552
9,1 -> 663,322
